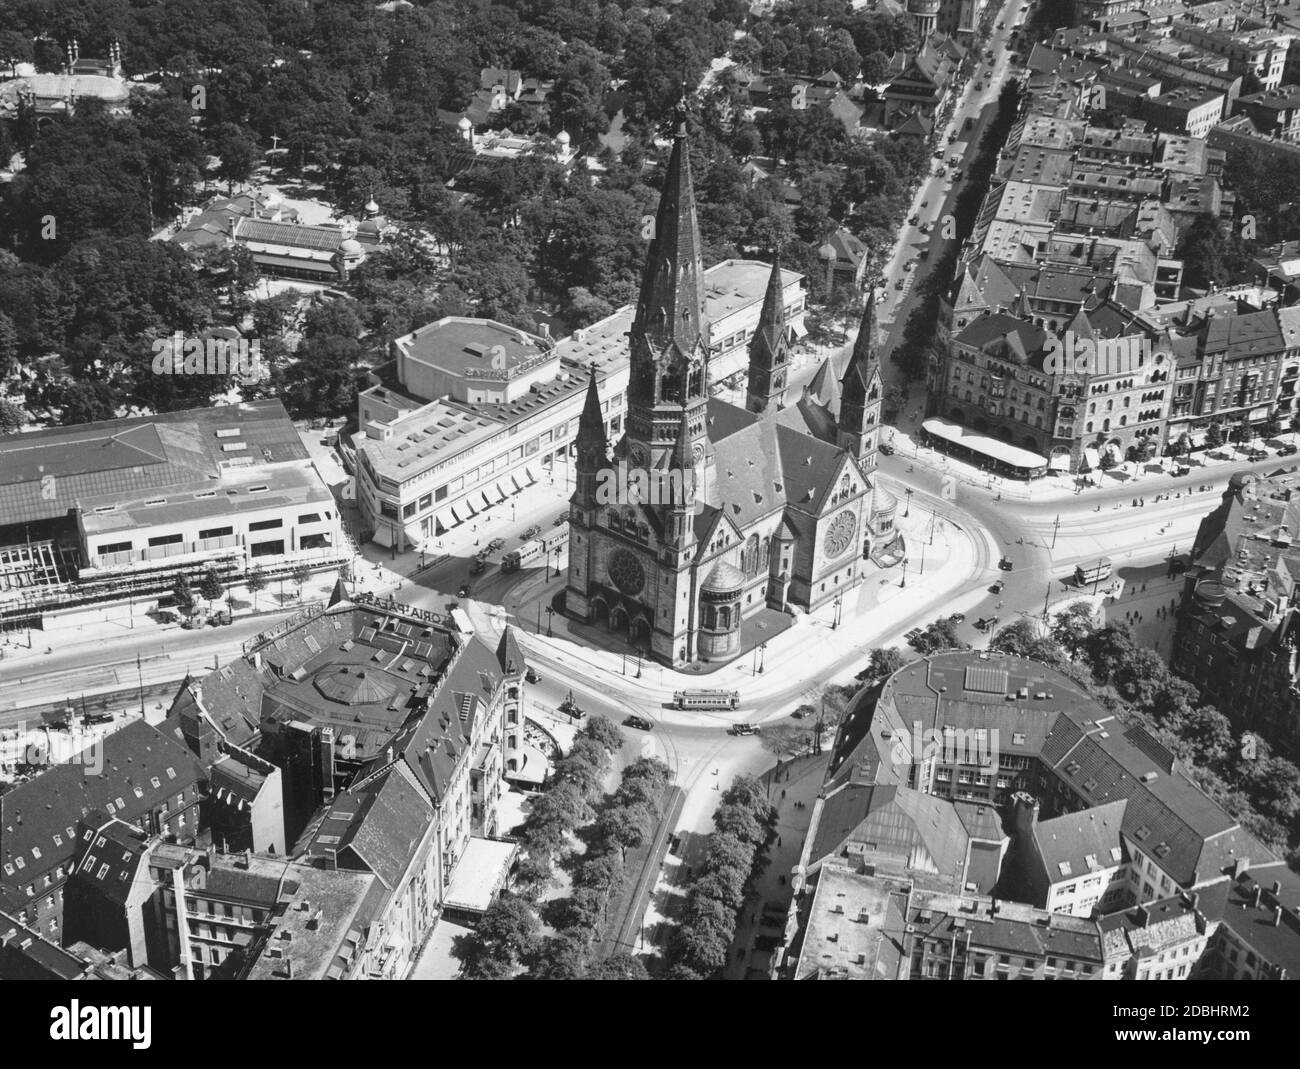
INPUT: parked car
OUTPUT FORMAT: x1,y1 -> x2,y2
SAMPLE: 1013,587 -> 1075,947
623,715 -> 652,731
909,214 -> 920,225
879,441 -> 895,455
998,557 -> 1014,570
905,627 -> 924,641
524,525 -> 542,539
790,707 -> 807,719
554,512 -> 568,526
932,149 -> 944,160
965,116 -> 975,130
989,580 -> 1005,594
488,537 -> 505,551
953,168 -> 963,181
469,559 -> 486,576
524,667 -> 541,683
1175,464 -> 1192,475
457,584 -> 471,598
727,724 -> 759,736
896,278 -> 905,290
1277,444 -> 1298,456
948,612 -> 966,624
84,712 -> 115,726
919,221 -> 932,234
1245,447 -> 1268,460
974,616 -> 999,631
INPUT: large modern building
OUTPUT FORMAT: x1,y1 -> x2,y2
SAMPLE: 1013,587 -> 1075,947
0,399 -> 345,628
563,109 -> 899,667
355,268 -> 806,553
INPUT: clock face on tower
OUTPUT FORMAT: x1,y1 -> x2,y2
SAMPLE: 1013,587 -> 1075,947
823,510 -> 857,558
628,443 -> 649,469
608,548 -> 646,595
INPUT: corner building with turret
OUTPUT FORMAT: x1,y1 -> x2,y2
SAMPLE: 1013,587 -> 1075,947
564,107 -> 899,667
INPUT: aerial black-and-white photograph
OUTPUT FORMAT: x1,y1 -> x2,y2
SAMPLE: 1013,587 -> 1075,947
0,0 -> 1296,996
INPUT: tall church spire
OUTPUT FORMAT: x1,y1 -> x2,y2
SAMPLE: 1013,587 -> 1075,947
838,289 -> 883,472
630,99 -> 708,363
622,95 -> 713,517
572,369 -> 608,516
746,255 -> 791,414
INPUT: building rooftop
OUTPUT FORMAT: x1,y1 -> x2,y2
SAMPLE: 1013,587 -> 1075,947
0,399 -> 308,527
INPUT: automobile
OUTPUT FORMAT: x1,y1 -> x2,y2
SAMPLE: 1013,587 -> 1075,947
790,707 -> 807,719
457,584 -> 472,598
1277,444 -> 1298,456
974,616 -> 999,631
84,712 -> 115,726
948,131 -> 958,142
949,154 -> 961,165
989,580 -> 1005,594
1245,447 -> 1269,460
554,513 -> 568,526
905,627 -> 924,641
488,537 -> 505,551
623,715 -> 652,731
948,612 -> 966,624
965,116 -> 975,130
524,667 -> 541,683
469,559 -> 486,576
953,168 -> 964,181
997,21 -> 1004,28
876,290 -> 888,304
727,724 -> 759,736
909,213 -> 920,225
921,200 -> 929,209
523,525 -> 542,539
896,278 -> 905,290
998,557 -> 1014,571
934,165 -> 945,177
1174,464 -> 1192,476
933,149 -> 944,160
975,81 -> 983,90
919,248 -> 929,260
46,719 -> 70,732
879,440 -> 895,455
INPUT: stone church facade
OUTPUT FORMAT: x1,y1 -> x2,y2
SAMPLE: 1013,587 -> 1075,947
564,107 -> 899,667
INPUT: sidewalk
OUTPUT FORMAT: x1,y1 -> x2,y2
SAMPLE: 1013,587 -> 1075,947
882,424 -> 1296,506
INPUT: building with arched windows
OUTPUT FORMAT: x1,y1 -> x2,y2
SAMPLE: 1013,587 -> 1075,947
564,106 -> 901,667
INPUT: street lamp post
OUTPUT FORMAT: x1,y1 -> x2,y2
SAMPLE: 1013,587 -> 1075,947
536,602 -> 542,633
634,650 -> 642,679
545,607 -> 554,637
1092,558 -> 1105,596
900,557 -> 908,588
904,487 -> 913,518
758,642 -> 767,674
831,592 -> 843,629
553,545 -> 563,579
1051,513 -> 1060,549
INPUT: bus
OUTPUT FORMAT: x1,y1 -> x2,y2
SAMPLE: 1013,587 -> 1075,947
672,689 -> 740,710
502,524 -> 568,572
1075,557 -> 1112,587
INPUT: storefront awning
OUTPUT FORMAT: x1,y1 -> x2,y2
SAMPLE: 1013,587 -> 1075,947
791,320 -> 809,339
921,418 -> 1049,471
1083,447 -> 1101,470
435,509 -> 454,532
510,472 -> 526,493
480,491 -> 493,510
461,497 -> 478,518
1049,452 -> 1071,471
524,466 -> 539,484
448,504 -> 464,524
493,482 -> 508,502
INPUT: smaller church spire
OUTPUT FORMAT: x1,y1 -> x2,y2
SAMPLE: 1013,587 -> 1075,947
572,369 -> 608,512
838,290 -> 884,470
577,367 -> 607,449
746,255 -> 791,414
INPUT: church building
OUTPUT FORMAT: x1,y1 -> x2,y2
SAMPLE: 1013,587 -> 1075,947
564,106 -> 899,667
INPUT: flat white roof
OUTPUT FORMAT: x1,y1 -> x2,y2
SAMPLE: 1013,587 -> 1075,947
443,837 -> 517,913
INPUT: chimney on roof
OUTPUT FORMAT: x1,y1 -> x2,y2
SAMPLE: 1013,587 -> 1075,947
240,849 -> 251,870
283,955 -> 293,979
1273,880 -> 1282,895
1252,884 -> 1264,908
1274,905 -> 1283,927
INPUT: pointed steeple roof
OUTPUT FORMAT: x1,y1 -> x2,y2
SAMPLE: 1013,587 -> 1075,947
328,575 -> 350,607
841,292 -> 880,407
804,356 -> 842,411
496,627 -> 526,676
630,99 -> 707,357
749,255 -> 789,366
575,368 -> 608,453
